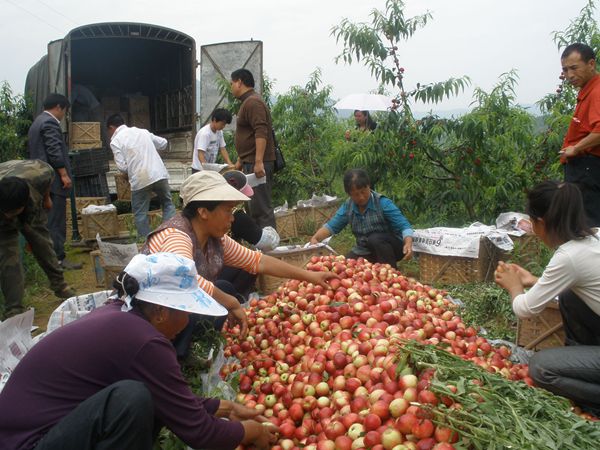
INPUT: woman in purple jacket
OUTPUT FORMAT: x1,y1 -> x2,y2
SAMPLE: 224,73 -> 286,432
0,252 -> 277,450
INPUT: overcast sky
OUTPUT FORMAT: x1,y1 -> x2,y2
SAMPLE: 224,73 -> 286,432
1,0 -> 597,112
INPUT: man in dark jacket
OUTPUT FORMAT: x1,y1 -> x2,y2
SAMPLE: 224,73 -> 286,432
28,93 -> 81,270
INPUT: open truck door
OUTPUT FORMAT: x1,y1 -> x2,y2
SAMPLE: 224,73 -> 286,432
24,39 -> 67,119
199,40 -> 263,127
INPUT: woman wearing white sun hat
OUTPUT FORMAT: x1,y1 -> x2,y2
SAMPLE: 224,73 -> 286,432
142,170 -> 338,359
0,252 -> 277,450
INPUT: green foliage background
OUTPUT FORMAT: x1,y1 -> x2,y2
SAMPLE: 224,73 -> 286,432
0,82 -> 31,161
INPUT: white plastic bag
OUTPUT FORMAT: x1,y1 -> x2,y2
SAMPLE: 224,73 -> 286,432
255,226 -> 280,251
200,346 -> 237,400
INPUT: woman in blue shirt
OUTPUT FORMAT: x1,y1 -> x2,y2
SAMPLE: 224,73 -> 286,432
310,169 -> 413,266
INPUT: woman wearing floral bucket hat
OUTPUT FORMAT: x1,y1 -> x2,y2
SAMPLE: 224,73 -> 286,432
141,170 -> 338,360
0,253 -> 277,450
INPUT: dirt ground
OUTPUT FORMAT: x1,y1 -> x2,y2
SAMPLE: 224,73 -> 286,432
25,245 -> 102,331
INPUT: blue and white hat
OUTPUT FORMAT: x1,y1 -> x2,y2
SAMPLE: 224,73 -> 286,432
122,253 -> 227,316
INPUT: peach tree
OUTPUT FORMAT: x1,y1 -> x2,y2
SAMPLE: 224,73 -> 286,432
0,82 -> 31,161
328,0 -> 562,225
270,69 -> 343,206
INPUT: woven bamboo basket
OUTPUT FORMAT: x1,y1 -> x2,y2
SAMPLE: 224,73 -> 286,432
258,245 -> 335,294
294,202 -> 339,235
501,234 -> 542,268
418,237 -> 500,285
275,210 -> 298,240
81,210 -> 119,240
114,173 -> 131,201
516,301 -> 565,350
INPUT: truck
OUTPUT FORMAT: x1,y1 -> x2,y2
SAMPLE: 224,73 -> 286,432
25,22 -> 263,194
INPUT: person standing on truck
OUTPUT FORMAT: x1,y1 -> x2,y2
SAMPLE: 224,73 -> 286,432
106,114 -> 176,238
192,108 -> 235,173
0,160 -> 76,319
559,43 -> 600,227
230,69 -> 276,228
28,93 -> 82,271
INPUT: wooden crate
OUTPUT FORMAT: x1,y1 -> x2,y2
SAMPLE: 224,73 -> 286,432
417,237 -> 500,285
275,210 -> 298,240
71,122 -> 101,144
517,301 -> 565,350
101,96 -> 122,111
66,197 -> 107,219
71,141 -> 103,151
125,95 -> 150,114
294,202 -> 339,235
129,111 -> 151,130
81,210 -> 119,240
258,245 -> 335,294
114,173 -> 131,201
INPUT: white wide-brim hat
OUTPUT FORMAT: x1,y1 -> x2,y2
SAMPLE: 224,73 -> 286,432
180,171 -> 250,206
123,253 -> 227,316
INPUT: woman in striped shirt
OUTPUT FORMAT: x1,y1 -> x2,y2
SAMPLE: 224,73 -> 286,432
142,170 -> 337,359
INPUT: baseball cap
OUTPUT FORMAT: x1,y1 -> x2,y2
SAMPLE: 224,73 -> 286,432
180,171 -> 250,206
223,170 -> 254,197
123,253 -> 227,316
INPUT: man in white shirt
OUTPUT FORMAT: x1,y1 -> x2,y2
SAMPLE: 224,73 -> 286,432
106,114 -> 176,238
192,109 -> 234,173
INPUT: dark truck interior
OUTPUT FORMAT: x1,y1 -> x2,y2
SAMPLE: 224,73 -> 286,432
69,23 -> 195,134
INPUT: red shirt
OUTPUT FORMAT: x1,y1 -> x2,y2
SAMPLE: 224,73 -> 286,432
563,74 -> 600,158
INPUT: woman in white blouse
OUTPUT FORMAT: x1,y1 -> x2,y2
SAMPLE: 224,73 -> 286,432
495,180 -> 600,416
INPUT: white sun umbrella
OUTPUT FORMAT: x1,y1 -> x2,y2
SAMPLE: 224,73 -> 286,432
333,93 -> 394,111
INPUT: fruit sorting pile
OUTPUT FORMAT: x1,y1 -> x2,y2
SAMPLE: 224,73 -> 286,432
221,255 -> 600,450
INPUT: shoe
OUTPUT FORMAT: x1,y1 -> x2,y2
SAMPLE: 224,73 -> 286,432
59,259 -> 83,270
55,286 -> 76,299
